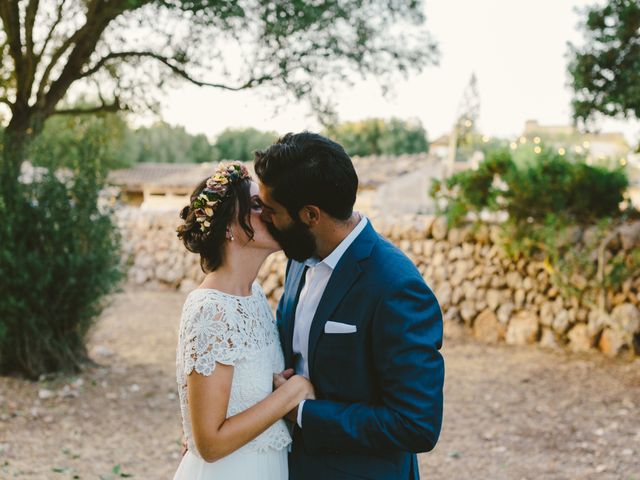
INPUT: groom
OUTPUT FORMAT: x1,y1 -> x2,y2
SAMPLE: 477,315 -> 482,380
255,132 -> 444,480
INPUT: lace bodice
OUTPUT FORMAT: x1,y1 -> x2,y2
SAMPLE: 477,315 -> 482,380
176,283 -> 291,458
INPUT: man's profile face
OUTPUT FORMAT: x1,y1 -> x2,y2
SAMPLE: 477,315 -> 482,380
257,183 -> 317,262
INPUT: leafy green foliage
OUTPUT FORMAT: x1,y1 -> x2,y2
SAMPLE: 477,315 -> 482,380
30,113 -> 137,171
324,118 -> 429,156
0,0 -> 439,186
0,128 -> 123,379
129,122 -> 216,164
568,0 -> 640,126
431,144 -> 637,304
431,146 -> 628,226
213,128 -> 278,161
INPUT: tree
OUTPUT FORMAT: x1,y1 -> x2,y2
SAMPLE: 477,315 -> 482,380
0,0 -> 438,377
378,118 -> 429,155
130,122 -> 215,163
0,0 -> 438,194
213,127 -> 278,161
568,0 -> 640,128
30,111 -> 136,171
325,117 -> 428,156
448,72 -> 480,167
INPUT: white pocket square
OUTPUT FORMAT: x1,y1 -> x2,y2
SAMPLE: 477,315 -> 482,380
324,321 -> 357,334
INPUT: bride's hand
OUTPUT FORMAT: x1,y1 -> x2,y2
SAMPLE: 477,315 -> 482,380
290,374 -> 315,401
280,375 -> 315,423
273,371 -> 315,401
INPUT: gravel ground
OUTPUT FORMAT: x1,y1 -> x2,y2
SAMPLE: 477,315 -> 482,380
1,286 -> 638,480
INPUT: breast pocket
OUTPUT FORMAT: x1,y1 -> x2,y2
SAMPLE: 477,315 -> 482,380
314,328 -> 366,401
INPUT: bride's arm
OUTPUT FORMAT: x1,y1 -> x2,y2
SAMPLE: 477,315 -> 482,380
187,364 -> 312,462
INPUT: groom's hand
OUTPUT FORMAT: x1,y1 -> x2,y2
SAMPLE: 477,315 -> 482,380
273,369 -> 303,424
273,368 -> 295,390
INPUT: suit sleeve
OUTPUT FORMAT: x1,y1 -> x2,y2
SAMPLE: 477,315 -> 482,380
300,276 -> 445,454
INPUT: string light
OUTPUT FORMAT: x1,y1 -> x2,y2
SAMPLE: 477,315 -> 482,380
558,148 -> 566,155
510,142 -> 518,150
533,136 -> 541,144
482,135 -> 490,143
582,140 -> 590,149
620,158 -> 627,166
519,136 -> 527,144
534,146 -> 542,154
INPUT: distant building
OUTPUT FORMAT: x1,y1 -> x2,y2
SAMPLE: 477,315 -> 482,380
108,163 -> 232,210
430,134 -> 450,160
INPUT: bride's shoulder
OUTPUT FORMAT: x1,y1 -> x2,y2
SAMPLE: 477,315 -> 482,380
181,289 -> 239,324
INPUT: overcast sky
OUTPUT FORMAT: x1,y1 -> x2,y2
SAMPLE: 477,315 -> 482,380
158,0 -> 639,143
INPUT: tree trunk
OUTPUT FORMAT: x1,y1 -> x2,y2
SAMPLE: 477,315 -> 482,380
1,122 -> 27,206
1,108 -> 46,205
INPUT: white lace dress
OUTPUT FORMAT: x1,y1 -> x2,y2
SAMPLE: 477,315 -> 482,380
173,283 -> 291,480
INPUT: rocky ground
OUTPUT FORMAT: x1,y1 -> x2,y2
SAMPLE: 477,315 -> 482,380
1,287 -> 638,480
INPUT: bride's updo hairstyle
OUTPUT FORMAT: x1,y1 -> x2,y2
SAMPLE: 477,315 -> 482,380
177,162 -> 254,273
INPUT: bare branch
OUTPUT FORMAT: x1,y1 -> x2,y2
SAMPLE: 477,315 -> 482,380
25,0 -> 39,54
24,0 -> 40,97
41,0 -> 150,116
0,1 -> 26,103
36,29 -> 80,102
37,0 -> 65,60
81,51 -> 275,90
52,98 -> 123,116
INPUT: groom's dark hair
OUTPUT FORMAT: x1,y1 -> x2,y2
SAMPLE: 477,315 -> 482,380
254,132 -> 358,221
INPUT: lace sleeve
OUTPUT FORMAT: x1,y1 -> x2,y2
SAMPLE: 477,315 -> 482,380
181,294 -> 244,377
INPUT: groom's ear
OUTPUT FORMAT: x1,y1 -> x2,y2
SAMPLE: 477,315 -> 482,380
299,205 -> 321,227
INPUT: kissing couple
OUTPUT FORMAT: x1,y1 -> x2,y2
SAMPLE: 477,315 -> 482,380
173,132 -> 445,480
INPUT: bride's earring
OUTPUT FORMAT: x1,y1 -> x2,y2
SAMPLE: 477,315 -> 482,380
227,229 -> 235,241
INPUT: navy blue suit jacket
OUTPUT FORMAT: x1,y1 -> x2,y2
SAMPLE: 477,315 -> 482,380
277,221 -> 445,480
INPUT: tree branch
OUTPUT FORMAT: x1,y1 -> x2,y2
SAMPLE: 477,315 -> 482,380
36,29 -> 81,102
25,0 -> 39,54
81,50 -> 275,90
0,1 -> 26,104
40,0 -> 150,116
24,0 -> 40,98
37,0 -> 65,60
52,98 -> 123,116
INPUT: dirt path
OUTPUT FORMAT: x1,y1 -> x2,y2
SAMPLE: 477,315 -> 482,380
1,287 -> 638,479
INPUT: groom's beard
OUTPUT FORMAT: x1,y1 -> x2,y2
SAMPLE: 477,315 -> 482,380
267,219 -> 316,262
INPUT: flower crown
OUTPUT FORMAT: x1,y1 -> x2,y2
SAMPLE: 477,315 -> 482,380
192,161 -> 251,232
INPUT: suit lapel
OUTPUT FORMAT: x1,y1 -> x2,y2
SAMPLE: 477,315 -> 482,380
307,221 -> 378,379
281,261 -> 306,368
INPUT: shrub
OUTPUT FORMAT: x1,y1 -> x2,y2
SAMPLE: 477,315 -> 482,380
431,146 -> 629,227
0,128 -> 123,379
430,145 -> 638,304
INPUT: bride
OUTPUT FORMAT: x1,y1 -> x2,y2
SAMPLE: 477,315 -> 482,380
173,162 -> 314,479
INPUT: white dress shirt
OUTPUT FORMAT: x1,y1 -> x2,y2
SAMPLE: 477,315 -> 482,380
293,214 -> 368,427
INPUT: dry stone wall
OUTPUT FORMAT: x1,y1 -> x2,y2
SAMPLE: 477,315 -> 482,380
116,208 -> 640,357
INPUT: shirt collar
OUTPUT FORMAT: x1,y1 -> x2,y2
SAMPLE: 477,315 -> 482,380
304,214 -> 368,270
